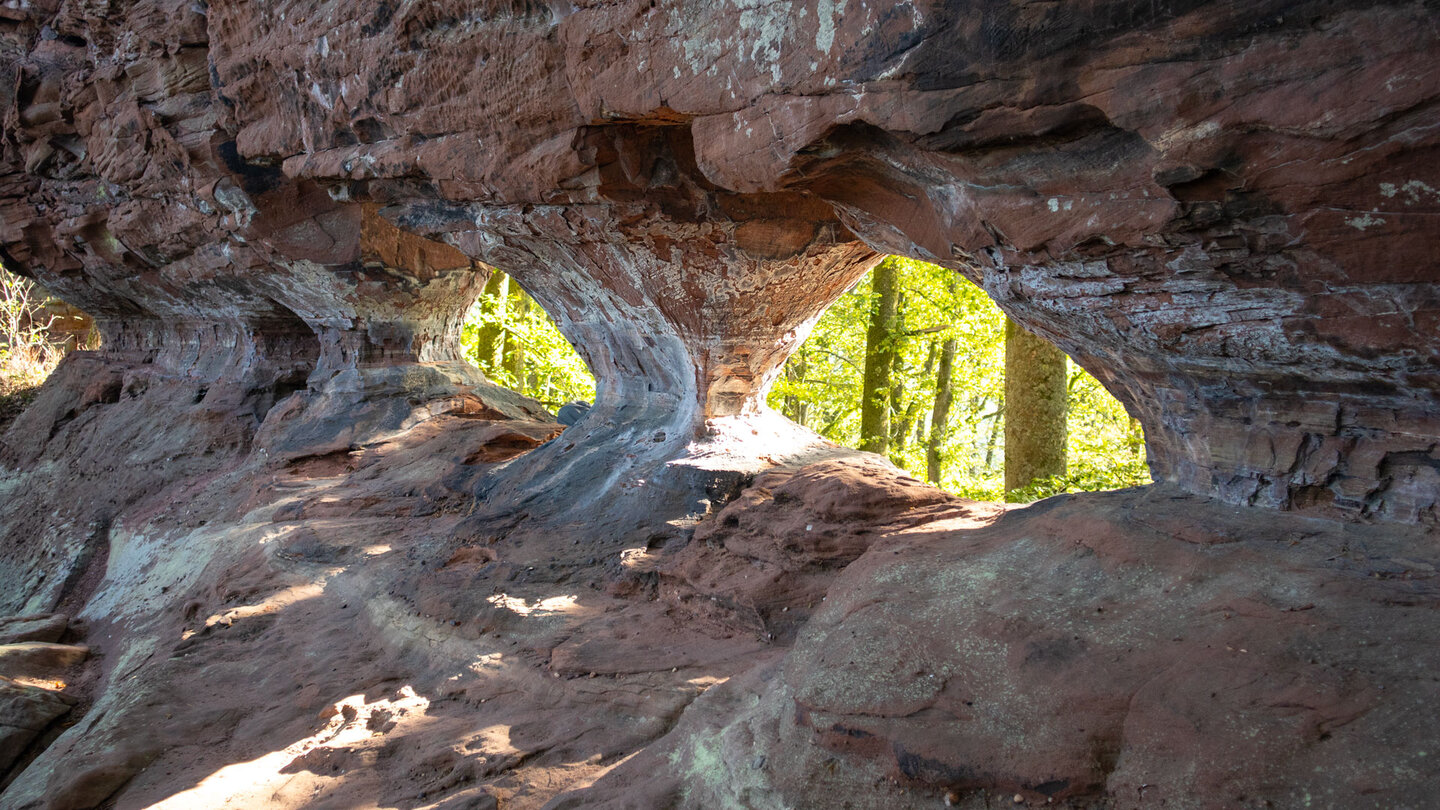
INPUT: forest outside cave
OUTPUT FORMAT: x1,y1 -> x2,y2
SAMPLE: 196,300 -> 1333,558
460,257 -> 1149,502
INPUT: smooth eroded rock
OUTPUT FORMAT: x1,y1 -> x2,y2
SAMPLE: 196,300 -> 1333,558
0,615 -> 68,646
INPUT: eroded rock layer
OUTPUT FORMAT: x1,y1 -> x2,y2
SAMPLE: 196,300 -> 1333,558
3,0 -> 1437,519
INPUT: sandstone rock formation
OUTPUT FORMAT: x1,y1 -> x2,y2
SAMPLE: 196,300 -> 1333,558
575,485 -> 1440,808
0,0 -> 1437,808
7,0 -> 1437,522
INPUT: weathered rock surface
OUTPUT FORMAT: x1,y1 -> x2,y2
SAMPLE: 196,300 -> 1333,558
0,0 -> 1438,808
1,420 -> 1437,808
573,486 -> 1440,809
0,681 -> 74,779
662,457 -> 1002,644
0,616 -> 66,647
0,615 -> 87,784
0,406 -> 808,808
0,644 -> 87,681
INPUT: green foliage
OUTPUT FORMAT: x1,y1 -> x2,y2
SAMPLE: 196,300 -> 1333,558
1,265 -> 75,432
1051,366 -> 1150,498
1,265 -> 66,391
460,273 -> 595,409
769,257 -> 1150,501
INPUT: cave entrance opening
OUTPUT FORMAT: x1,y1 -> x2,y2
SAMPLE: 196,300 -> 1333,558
1,263 -> 97,432
459,269 -> 596,414
769,257 -> 1149,502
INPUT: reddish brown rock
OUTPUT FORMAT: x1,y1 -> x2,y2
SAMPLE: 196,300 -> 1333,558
422,127 -> 880,533
662,457 -> 1000,642
0,2 -> 1437,809
0,615 -> 85,784
44,749 -> 154,810
575,485 -> 1440,809
0,616 -> 67,647
0,644 -> 87,680
0,404 -> 807,809
0,680 -> 75,778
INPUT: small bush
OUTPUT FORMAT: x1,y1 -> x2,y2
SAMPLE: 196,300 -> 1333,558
1,266 -> 68,394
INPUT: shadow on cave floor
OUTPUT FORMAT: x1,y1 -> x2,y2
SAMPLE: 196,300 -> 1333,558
5,391 -> 1021,809
18,379 -> 1433,810
0,278 -> 1158,808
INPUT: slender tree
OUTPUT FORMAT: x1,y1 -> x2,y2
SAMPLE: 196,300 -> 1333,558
896,340 -> 938,452
474,271 -> 508,369
1003,317 -> 1067,495
859,258 -> 901,454
783,356 -> 810,427
506,280 -> 530,382
927,337 -> 959,483
983,404 -> 1004,471
887,291 -> 910,450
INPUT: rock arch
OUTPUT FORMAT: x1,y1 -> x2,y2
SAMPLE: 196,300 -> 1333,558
2,2 -> 1439,805
6,0 -> 1437,526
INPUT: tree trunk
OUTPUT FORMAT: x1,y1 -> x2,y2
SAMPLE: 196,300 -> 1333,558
887,292 -> 910,450
897,339 -> 938,453
475,271 -> 508,371
783,355 -> 809,427
506,281 -> 529,383
859,258 -> 901,454
984,404 -> 1003,471
1004,317 -> 1068,495
926,337 -> 958,484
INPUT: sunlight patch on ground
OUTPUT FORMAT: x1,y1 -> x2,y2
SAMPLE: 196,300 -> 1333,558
147,687 -> 431,809
671,411 -> 831,471
183,583 -> 325,639
465,651 -> 506,677
619,547 -> 654,570
255,525 -> 301,546
486,593 -> 580,616
459,723 -> 637,807
7,676 -> 66,691
464,723 -> 520,758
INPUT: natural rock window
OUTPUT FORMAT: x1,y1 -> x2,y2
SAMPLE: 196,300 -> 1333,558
773,257 -> 1149,500
1,1 -> 1438,807
459,269 -> 595,412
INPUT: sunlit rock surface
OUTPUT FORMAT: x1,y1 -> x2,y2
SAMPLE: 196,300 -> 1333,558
1,0 -> 1437,807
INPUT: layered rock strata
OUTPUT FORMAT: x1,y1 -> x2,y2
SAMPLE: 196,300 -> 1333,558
394,126 -> 881,530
